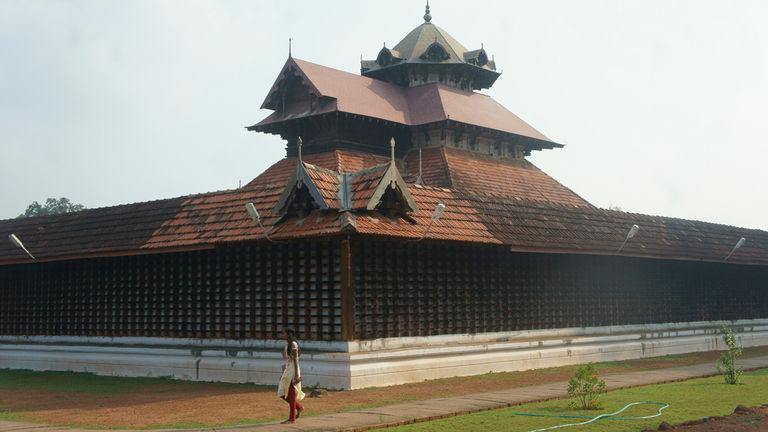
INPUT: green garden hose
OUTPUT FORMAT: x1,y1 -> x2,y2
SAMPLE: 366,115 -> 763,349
512,401 -> 670,432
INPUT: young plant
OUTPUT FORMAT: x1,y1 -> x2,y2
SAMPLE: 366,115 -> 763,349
716,326 -> 743,385
567,363 -> 606,410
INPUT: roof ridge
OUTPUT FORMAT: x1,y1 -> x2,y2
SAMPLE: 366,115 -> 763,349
0,187 -> 259,225
597,207 -> 768,233
432,84 -> 449,126
333,149 -> 343,172
523,159 -> 593,208
431,23 -> 468,60
349,162 -> 391,178
302,160 -> 341,176
293,57 -> 402,91
439,147 -> 455,189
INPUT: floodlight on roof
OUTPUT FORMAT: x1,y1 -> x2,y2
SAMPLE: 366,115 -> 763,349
413,202 -> 446,242
8,233 -> 36,261
724,237 -> 746,262
616,224 -> 640,254
431,203 -> 446,221
627,224 -> 640,239
244,203 -> 278,243
245,203 -> 261,223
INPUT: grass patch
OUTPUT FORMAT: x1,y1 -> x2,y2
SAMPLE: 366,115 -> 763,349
0,368 -> 269,395
0,408 -> 20,421
0,369 -> 171,394
388,369 -> 768,432
1,348 -> 767,429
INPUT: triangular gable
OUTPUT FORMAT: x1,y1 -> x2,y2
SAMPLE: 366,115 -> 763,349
260,57 -> 325,111
367,163 -> 418,212
274,162 -> 340,216
345,162 -> 417,215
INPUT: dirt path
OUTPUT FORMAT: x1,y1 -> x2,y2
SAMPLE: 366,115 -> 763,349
649,405 -> 768,432
2,348 -> 768,429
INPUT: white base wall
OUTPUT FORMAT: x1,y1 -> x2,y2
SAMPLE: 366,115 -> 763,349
2,319 -> 767,390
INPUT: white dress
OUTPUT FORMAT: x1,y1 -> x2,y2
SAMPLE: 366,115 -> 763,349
277,341 -> 305,400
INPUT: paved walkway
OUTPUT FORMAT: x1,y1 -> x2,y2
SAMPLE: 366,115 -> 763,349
2,356 -> 768,432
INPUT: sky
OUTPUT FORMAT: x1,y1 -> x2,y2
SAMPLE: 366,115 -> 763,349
1,0 -> 766,230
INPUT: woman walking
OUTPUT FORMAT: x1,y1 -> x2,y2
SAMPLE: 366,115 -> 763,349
278,328 -> 305,423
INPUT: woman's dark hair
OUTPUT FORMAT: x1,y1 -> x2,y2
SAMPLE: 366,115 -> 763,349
285,328 -> 300,357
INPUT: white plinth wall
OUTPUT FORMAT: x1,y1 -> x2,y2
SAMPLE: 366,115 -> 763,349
2,319 -> 767,390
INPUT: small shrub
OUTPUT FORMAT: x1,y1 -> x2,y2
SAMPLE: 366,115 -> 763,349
567,363 -> 606,409
716,326 -> 743,385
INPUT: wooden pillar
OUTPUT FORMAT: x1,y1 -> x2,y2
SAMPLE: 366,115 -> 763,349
340,237 -> 355,341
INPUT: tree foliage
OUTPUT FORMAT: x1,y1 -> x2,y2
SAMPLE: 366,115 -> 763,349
18,198 -> 86,218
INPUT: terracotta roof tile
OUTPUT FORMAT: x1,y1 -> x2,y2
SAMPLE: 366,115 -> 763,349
405,147 -> 591,208
244,150 -> 389,190
302,162 -> 342,208
348,164 -> 390,209
1,150 -> 766,266
353,186 -> 768,265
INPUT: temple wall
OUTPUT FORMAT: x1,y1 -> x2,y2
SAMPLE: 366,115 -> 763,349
2,319 -> 768,389
0,241 -> 343,341
1,238 -> 767,389
352,239 -> 768,339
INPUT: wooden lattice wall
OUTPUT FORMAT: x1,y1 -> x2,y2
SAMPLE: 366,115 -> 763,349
352,239 -> 768,339
2,237 -> 766,342
0,241 -> 341,340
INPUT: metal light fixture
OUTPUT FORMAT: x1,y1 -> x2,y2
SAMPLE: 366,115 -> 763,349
246,203 -> 261,223
245,203 -> 277,243
616,224 -> 640,253
414,203 -> 446,242
8,233 -> 36,260
431,203 -> 446,221
724,237 -> 746,261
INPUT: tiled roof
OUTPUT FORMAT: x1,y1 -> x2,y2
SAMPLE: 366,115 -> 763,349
301,162 -> 342,208
1,150 -> 766,266
355,186 -> 768,265
404,147 -> 591,208
252,58 -> 557,147
348,164 -> 390,209
243,150 -> 389,190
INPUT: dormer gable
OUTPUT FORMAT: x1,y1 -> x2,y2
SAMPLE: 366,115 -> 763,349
346,162 -> 417,217
260,57 -> 330,113
274,161 -> 340,218
464,48 -> 488,67
376,47 -> 402,67
420,42 -> 450,62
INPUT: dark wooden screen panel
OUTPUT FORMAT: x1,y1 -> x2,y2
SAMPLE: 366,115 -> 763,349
0,241 -> 341,341
353,239 -> 768,339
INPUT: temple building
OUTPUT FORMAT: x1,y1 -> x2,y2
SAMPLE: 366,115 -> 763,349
1,5 -> 767,389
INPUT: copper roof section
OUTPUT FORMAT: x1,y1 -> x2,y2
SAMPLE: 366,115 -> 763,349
360,11 -> 500,90
251,58 -> 557,147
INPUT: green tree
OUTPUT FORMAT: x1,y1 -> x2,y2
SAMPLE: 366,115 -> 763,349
716,326 -> 743,385
18,197 -> 86,218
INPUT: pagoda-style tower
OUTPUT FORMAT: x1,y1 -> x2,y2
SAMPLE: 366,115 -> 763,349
361,3 -> 500,91
248,4 -> 585,207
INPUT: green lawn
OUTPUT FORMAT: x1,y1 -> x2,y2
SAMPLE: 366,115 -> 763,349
387,369 -> 768,432
0,368 -> 262,395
